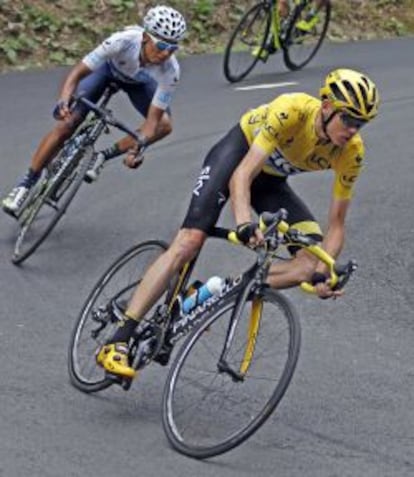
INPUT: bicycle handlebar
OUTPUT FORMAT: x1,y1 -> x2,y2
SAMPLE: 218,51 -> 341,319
76,96 -> 143,146
218,208 -> 357,295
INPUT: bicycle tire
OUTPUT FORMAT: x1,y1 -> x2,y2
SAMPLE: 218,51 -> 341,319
12,143 -> 93,265
223,2 -> 271,83
162,288 -> 301,459
68,240 -> 168,393
282,0 -> 331,71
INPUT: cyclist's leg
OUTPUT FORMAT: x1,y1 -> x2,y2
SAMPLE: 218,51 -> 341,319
251,173 -> 323,287
114,78 -> 172,156
31,62 -> 112,173
126,124 -> 250,318
278,0 -> 289,18
296,0 -> 325,32
91,77 -> 172,170
97,124 -> 249,377
125,79 -> 172,138
123,123 -> 249,324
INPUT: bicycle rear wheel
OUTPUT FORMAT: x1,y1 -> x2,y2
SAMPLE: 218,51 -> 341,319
68,240 -> 168,393
223,2 -> 271,83
162,288 -> 301,458
282,0 -> 331,71
12,142 -> 93,265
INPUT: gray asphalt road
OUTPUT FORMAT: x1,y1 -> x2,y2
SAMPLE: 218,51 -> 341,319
0,38 -> 413,477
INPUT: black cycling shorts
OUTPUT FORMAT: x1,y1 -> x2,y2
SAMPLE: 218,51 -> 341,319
182,124 -> 322,251
73,62 -> 171,120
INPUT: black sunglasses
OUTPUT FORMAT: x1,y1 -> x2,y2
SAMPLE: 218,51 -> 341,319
340,112 -> 368,129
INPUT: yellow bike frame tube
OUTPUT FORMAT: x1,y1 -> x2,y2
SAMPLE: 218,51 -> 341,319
167,262 -> 191,313
239,297 -> 263,376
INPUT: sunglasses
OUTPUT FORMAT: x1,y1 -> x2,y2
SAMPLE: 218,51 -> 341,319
340,112 -> 368,129
147,32 -> 179,52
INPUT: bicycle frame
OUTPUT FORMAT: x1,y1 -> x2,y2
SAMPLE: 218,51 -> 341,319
147,210 -> 356,381
74,83 -> 119,148
31,84 -> 120,208
158,247 -> 268,383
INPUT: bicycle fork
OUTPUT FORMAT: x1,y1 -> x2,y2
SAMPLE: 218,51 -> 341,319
217,280 -> 264,382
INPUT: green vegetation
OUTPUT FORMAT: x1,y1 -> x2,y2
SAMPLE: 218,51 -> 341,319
0,0 -> 413,72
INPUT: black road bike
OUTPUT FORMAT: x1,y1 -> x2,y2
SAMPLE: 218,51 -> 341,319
68,209 -> 356,458
11,84 -> 141,265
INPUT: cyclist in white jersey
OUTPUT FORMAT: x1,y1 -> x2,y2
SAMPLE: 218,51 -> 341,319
2,5 -> 186,216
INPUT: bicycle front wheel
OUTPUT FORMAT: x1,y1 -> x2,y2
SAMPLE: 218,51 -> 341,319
68,240 -> 168,393
12,143 -> 93,265
282,0 -> 331,71
223,2 -> 271,83
162,289 -> 301,458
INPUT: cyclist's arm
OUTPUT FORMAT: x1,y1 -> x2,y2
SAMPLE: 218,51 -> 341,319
314,197 -> 350,275
57,61 -> 92,117
229,143 -> 269,225
120,103 -> 170,168
139,103 -> 168,144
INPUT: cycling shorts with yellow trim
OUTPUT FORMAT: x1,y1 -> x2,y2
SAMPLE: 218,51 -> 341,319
182,124 -> 323,255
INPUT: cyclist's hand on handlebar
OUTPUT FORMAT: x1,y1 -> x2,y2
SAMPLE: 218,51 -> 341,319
52,99 -> 71,120
315,282 -> 344,299
236,222 -> 264,247
123,147 -> 144,169
311,272 -> 343,300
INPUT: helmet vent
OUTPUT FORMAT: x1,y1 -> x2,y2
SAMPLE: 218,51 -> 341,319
343,80 -> 359,109
330,83 -> 346,103
358,82 -> 368,108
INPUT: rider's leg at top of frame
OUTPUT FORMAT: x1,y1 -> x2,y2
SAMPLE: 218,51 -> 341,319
1,5 -> 187,216
259,0 -> 326,61
280,0 -> 327,29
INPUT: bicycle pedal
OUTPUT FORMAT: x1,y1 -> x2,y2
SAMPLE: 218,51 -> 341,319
105,371 -> 134,390
121,378 -> 133,391
2,206 -> 18,220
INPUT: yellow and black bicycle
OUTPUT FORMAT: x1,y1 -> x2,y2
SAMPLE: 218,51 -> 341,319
68,208 -> 356,458
223,0 -> 331,83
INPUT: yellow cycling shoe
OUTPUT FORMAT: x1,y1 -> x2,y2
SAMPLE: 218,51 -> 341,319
96,342 -> 136,379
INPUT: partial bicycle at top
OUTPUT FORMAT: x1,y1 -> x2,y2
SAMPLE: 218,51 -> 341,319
223,0 -> 331,83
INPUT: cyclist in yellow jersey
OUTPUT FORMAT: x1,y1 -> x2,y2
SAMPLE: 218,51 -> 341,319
239,92 -> 364,201
96,69 -> 380,379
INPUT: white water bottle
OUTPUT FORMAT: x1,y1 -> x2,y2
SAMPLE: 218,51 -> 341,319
182,276 -> 225,314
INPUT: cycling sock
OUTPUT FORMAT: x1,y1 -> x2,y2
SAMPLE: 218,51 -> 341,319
18,168 -> 40,188
100,143 -> 122,161
108,316 -> 138,344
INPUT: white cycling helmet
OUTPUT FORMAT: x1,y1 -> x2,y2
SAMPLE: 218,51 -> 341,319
143,5 -> 186,42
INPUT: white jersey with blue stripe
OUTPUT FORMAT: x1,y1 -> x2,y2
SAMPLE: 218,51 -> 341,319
82,26 -> 180,110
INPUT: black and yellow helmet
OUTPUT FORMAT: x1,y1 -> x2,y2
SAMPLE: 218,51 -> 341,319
320,69 -> 379,121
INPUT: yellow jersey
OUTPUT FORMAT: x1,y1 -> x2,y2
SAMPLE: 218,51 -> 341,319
239,92 -> 364,200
